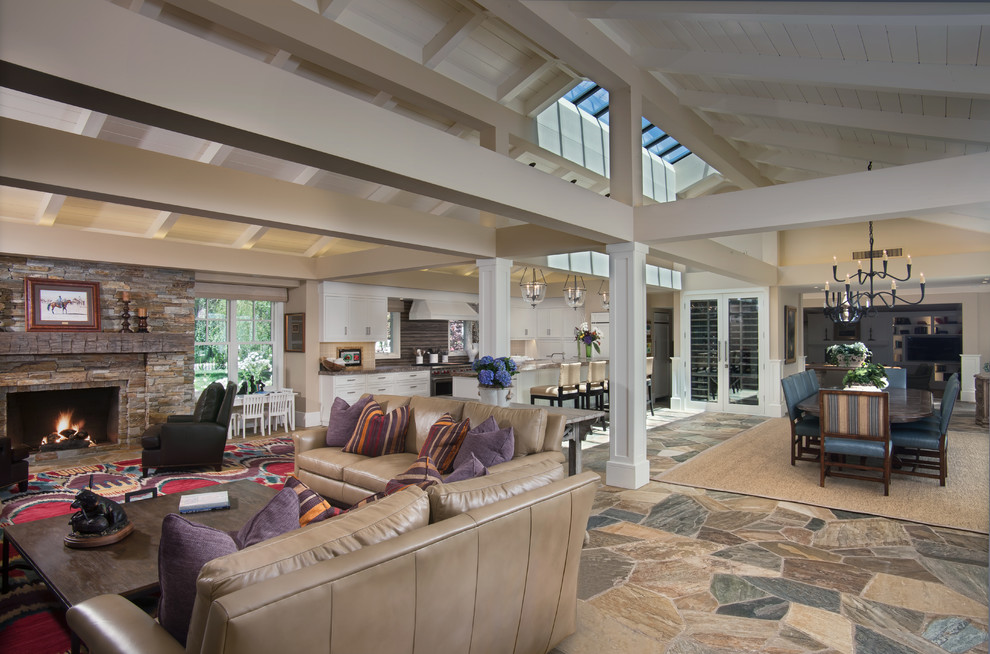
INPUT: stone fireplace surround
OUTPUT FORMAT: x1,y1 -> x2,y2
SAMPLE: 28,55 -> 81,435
0,332 -> 193,463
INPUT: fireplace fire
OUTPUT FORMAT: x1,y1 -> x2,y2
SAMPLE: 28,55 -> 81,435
6,386 -> 119,453
39,411 -> 96,451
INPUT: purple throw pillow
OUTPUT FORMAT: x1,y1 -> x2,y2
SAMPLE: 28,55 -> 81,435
444,452 -> 488,483
326,394 -> 373,446
157,488 -> 300,645
452,418 -> 514,470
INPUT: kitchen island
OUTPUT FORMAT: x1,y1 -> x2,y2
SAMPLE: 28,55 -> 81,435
452,358 -> 607,405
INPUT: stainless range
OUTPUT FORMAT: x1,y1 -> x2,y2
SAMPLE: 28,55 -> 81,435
428,364 -> 473,396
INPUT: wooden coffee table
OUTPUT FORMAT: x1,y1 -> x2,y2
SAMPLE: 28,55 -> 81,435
2,480 -> 277,608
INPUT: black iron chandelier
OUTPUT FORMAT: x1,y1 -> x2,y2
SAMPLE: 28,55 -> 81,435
824,220 -> 926,324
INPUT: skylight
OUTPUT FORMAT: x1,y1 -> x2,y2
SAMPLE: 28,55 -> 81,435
564,81 -> 693,164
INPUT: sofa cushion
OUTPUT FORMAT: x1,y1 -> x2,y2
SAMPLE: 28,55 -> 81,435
419,413 -> 470,474
426,457 -> 566,522
452,416 -> 514,470
460,402 -> 548,457
444,452 -> 488,483
325,394 -> 373,447
343,401 -> 409,457
405,396 -> 467,455
193,382 -> 225,423
157,488 -> 299,645
283,474 -> 342,526
186,487 -> 431,648
295,447 -> 366,482
341,452 -> 419,492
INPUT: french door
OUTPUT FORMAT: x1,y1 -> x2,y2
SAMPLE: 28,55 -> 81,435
682,290 -> 767,415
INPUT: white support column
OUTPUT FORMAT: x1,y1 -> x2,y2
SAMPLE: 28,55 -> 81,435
767,359 -> 785,417
606,242 -> 650,489
960,354 -> 981,403
476,258 -> 512,358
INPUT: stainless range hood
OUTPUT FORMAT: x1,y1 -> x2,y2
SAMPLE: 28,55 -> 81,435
408,300 -> 478,321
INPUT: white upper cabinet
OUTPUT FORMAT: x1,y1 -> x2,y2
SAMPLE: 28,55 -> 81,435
321,294 -> 387,342
511,301 -> 538,338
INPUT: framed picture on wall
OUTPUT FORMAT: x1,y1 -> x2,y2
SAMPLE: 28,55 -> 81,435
784,305 -> 797,364
25,277 -> 102,332
284,313 -> 305,352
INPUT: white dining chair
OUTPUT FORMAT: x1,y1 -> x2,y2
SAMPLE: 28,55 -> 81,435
267,391 -> 293,434
239,393 -> 267,437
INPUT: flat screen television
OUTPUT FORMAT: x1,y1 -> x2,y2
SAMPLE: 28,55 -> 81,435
904,335 -> 962,363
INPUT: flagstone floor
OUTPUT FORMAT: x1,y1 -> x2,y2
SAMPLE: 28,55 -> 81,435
554,404 -> 989,654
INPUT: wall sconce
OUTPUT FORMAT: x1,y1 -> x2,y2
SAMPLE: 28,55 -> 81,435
519,267 -> 547,308
598,280 -> 610,310
563,275 -> 586,309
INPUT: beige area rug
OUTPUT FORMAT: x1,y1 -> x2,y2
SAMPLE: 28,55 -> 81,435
657,417 -> 990,533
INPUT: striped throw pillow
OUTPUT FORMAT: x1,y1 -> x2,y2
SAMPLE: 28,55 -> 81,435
343,401 -> 409,457
418,413 -> 471,474
283,474 -> 341,526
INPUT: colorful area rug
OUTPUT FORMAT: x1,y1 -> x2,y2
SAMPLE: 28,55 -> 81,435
0,437 -> 294,654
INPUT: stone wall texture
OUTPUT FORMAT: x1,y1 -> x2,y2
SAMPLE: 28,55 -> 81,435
0,256 -> 196,449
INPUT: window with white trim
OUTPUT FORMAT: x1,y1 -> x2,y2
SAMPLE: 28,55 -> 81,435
194,298 -> 281,393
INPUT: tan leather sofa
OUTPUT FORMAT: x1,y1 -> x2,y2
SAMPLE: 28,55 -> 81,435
67,470 -> 599,654
293,394 -> 568,506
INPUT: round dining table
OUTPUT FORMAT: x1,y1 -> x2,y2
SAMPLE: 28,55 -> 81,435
796,387 -> 933,423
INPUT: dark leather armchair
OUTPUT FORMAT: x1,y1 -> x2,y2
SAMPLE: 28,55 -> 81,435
141,381 -> 236,477
1,437 -> 30,493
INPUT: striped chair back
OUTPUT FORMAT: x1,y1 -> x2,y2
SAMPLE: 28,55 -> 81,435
819,389 -> 889,442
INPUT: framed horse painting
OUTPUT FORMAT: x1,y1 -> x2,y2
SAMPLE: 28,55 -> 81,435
25,277 -> 102,332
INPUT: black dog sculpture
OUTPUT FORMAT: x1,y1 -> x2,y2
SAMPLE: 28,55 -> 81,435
65,488 -> 132,547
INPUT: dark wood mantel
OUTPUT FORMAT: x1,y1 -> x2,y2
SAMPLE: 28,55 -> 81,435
0,332 -> 192,355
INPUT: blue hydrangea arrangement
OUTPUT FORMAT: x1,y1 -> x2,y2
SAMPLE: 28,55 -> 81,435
472,355 -> 518,389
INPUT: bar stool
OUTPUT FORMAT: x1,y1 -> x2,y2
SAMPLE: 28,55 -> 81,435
646,356 -> 655,416
578,360 -> 607,410
530,362 -> 581,407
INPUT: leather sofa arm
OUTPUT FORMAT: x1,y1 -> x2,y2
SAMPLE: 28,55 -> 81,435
66,594 -> 184,654
166,415 -> 196,423
293,430 -> 326,455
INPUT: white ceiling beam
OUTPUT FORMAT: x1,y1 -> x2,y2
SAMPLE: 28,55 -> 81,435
639,49 -> 990,100
635,151 -> 990,242
0,0 -> 628,243
0,118 -> 498,258
232,224 -> 267,249
0,220 -> 321,279
147,211 -> 180,239
293,166 -> 320,185
737,147 -> 865,177
268,49 -> 293,69
520,69 -> 580,117
712,122 -> 950,167
496,55 -> 552,104
316,0 -> 353,20
33,192 -> 65,226
567,2 -> 990,25
365,185 -> 401,203
315,247 -> 471,280
163,0 -> 529,136
303,235 -> 336,258
681,90 -> 990,144
648,239 -> 778,286
199,142 -> 232,164
911,212 -> 990,235
422,8 -> 486,69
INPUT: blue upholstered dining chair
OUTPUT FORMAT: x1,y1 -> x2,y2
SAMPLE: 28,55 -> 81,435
889,373 -> 959,486
884,367 -> 907,388
781,372 -> 820,465
819,389 -> 892,496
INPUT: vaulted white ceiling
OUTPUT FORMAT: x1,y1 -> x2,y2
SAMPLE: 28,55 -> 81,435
1,0 -> 988,294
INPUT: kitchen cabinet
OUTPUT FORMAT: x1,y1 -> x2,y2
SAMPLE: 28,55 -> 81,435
511,302 -> 538,338
537,306 -> 575,338
321,294 -> 387,342
319,374 -> 367,423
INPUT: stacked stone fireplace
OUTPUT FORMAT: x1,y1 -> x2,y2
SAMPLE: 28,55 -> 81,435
0,332 -> 193,462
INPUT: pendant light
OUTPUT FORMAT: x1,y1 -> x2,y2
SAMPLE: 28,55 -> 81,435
563,275 -> 586,309
519,267 -> 547,308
